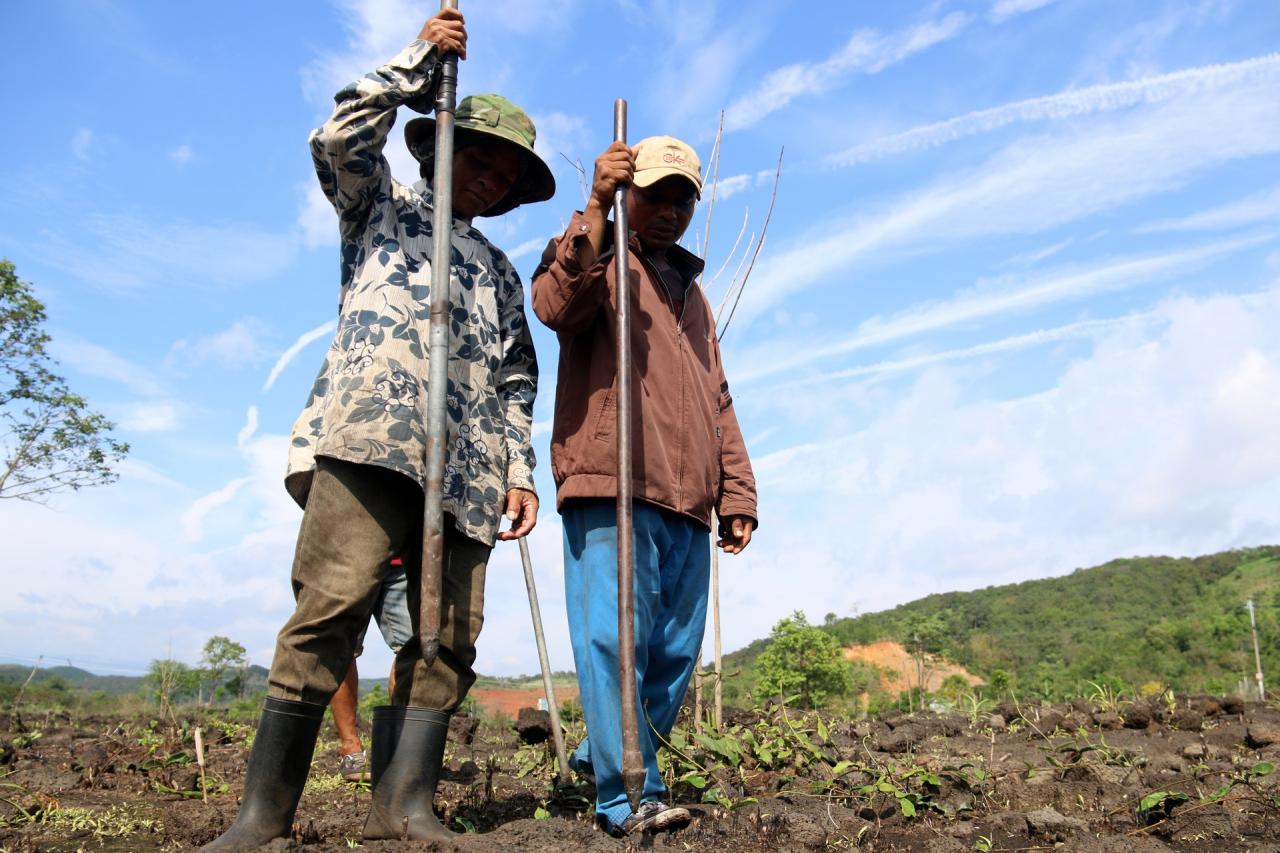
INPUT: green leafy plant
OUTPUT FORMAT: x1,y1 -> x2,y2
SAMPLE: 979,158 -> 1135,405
1086,681 -> 1131,714
755,612 -> 854,709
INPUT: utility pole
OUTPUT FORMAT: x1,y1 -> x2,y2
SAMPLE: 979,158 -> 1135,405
1246,599 -> 1266,702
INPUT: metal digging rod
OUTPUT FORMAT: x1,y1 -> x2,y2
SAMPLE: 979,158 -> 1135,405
420,0 -> 459,667
518,537 -> 572,786
612,98 -> 644,811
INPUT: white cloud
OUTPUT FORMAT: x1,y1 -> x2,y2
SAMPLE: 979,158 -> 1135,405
989,0 -> 1060,24
1137,184 -> 1280,234
168,319 -> 270,368
807,312 -> 1157,385
738,236 -> 1263,383
263,320 -> 337,391
725,12 -> 970,132
71,128 -> 93,161
37,214 -> 301,295
826,53 -> 1280,167
505,236 -> 548,263
120,401 -> 181,433
51,336 -> 166,397
181,476 -> 254,542
299,183 -> 337,249
709,170 -> 776,202
237,406 -> 259,450
113,459 -> 186,491
169,144 -> 194,165
737,75 -> 1280,330
723,287 -> 1280,645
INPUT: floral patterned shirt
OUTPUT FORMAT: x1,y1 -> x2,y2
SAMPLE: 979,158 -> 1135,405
285,38 -> 539,547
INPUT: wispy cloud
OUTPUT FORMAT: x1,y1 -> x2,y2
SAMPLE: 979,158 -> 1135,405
738,236 -> 1266,384
169,144 -> 194,165
811,312 -> 1157,384
506,236 -> 549,262
826,53 -> 1280,167
237,406 -> 259,450
51,337 -> 166,397
263,320 -> 337,391
168,319 -> 270,369
725,12 -> 970,132
735,76 -> 1280,330
120,401 -> 181,433
71,128 -> 93,161
37,214 -> 301,295
989,0 -> 1061,25
180,476 -> 254,543
1137,185 -> 1280,234
712,169 -> 776,201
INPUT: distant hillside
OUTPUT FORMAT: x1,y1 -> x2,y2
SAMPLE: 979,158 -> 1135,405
0,664 -> 270,698
726,546 -> 1280,700
0,664 -> 143,697
2,661 -> 569,704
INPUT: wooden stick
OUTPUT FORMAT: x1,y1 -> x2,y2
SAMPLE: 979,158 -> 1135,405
518,537 -> 571,786
693,664 -> 704,733
712,519 -> 723,730
194,727 -> 208,803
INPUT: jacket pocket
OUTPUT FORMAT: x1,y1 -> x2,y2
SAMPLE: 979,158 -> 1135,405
592,388 -> 616,442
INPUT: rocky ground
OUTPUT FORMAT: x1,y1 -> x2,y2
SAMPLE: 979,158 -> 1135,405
1,693 -> 1278,851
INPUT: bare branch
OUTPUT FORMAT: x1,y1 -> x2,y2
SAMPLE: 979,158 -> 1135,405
559,152 -> 590,206
716,229 -> 757,326
709,207 -> 751,299
718,146 -> 784,343
698,111 -> 726,274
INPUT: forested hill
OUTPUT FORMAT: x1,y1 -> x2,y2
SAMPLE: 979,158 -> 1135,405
728,546 -> 1280,698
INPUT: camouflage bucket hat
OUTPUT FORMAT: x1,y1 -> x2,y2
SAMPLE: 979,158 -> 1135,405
404,93 -> 556,217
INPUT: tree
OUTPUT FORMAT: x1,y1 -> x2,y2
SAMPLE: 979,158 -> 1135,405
145,658 -> 199,721
0,260 -> 128,502
901,611 -> 950,710
201,635 -> 249,702
755,611 -> 853,709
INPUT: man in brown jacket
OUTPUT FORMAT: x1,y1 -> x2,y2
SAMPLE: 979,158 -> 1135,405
531,135 -> 757,837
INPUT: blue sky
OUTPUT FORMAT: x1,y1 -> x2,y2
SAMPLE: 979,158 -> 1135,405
2,0 -> 1278,680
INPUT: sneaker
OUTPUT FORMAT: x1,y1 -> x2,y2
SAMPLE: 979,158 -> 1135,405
607,801 -> 691,838
339,749 -> 368,782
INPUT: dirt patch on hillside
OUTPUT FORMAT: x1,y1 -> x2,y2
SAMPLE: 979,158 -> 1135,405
844,639 -> 984,693
470,685 -> 579,721
2,695 -> 1279,851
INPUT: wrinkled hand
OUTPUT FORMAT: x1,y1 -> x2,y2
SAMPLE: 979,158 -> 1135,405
588,141 -> 635,213
418,7 -> 467,59
717,515 -> 754,554
496,488 -> 538,540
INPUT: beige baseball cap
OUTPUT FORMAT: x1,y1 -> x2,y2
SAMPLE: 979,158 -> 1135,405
633,136 -> 702,195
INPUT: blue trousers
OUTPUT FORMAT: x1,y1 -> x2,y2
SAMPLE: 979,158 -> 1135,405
562,498 -> 710,830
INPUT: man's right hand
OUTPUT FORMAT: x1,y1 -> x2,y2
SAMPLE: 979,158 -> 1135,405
418,7 -> 467,59
588,142 -> 635,214
576,142 -> 635,262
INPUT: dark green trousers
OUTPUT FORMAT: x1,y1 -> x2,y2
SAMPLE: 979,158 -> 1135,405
267,456 -> 490,710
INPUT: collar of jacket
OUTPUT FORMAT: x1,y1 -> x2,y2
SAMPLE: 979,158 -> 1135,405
595,222 -> 706,287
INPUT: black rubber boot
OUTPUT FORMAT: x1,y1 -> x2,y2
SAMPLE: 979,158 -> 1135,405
200,696 -> 325,851
362,705 -> 454,841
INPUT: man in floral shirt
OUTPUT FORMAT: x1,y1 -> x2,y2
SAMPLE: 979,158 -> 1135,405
204,8 -> 553,849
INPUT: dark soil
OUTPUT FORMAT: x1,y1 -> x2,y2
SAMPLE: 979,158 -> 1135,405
2,695 -> 1278,851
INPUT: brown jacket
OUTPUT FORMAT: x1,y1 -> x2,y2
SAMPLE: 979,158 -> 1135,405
531,211 -> 757,530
